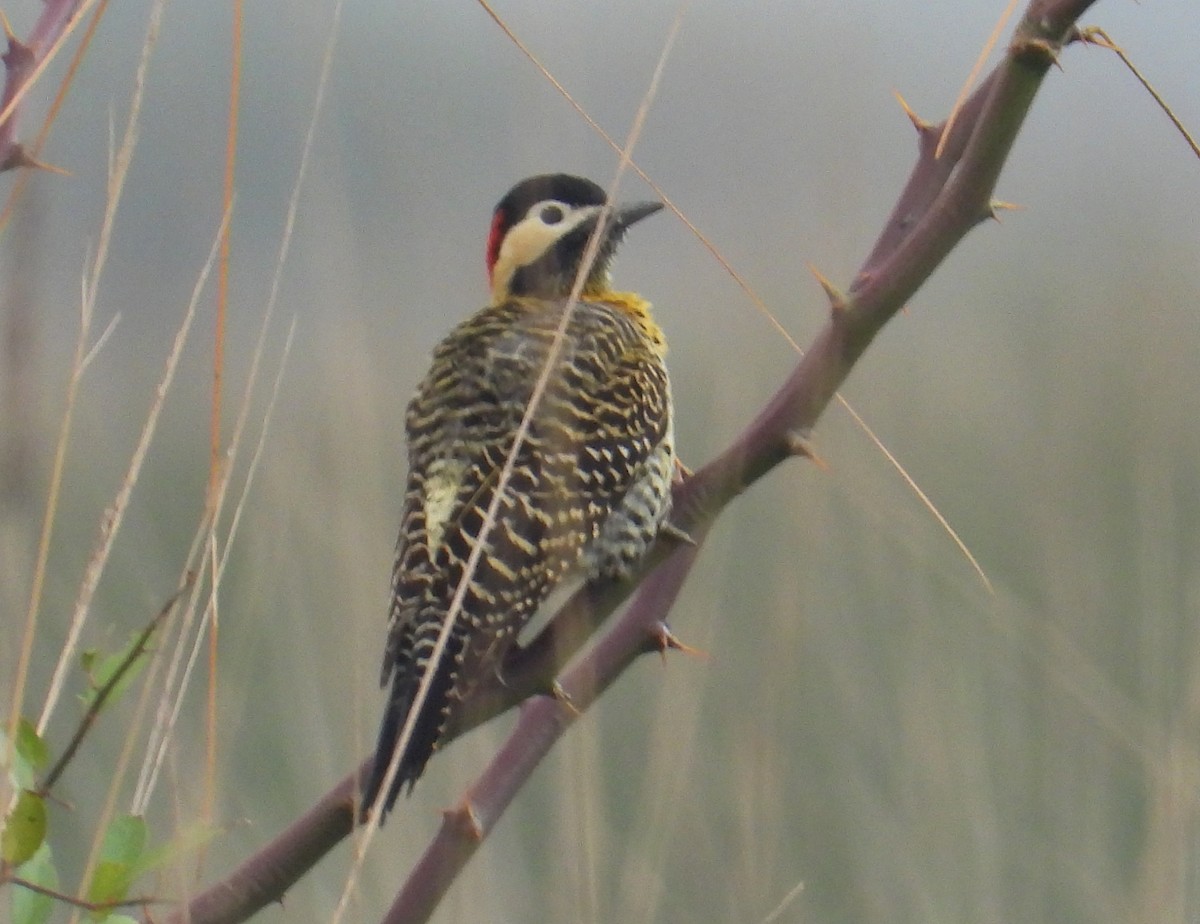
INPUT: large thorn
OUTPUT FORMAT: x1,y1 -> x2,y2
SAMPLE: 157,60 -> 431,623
807,264 -> 847,315
893,89 -> 936,139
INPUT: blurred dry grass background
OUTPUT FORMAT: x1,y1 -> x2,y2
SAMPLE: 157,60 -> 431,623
2,2 -> 1199,921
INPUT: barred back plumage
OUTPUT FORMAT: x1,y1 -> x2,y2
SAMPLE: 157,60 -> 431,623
364,175 -> 673,818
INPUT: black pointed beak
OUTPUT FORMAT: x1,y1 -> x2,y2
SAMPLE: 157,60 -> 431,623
614,200 -> 664,229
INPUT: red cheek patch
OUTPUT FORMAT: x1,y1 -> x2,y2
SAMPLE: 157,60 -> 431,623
486,210 -> 507,284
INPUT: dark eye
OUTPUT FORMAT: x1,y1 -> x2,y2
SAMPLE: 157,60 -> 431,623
540,204 -> 565,224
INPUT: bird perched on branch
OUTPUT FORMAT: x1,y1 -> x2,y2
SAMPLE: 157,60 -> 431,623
363,173 -> 675,817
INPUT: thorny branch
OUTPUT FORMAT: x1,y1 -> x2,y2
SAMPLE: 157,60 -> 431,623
169,1 -> 1103,922
0,0 -> 84,171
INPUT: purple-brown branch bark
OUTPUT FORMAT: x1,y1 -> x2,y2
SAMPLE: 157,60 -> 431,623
0,0 -> 83,171
168,2 -> 1102,922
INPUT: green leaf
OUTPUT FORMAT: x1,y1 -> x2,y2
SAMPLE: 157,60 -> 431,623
87,815 -> 147,920
11,842 -> 58,924
2,790 -> 47,865
1,722 -> 45,791
101,814 -> 147,862
79,631 -> 155,711
1,729 -> 22,791
16,719 -> 50,772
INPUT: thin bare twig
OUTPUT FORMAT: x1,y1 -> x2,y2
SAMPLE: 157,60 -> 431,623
1075,26 -> 1200,160
34,0 -> 168,737
40,581 -> 192,792
4,874 -> 163,914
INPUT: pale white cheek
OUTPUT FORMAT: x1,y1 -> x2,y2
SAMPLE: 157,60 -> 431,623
500,220 -> 559,269
491,221 -> 558,300
490,207 -> 598,301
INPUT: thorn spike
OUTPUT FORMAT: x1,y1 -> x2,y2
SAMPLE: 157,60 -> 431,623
1,143 -> 69,176
784,431 -> 828,470
645,621 -> 709,662
1011,36 -> 1061,69
984,199 -> 1024,224
807,264 -> 847,314
550,680 -> 582,718
444,800 -> 485,841
25,151 -> 70,176
0,11 -> 27,57
659,520 -> 697,548
893,90 -> 934,136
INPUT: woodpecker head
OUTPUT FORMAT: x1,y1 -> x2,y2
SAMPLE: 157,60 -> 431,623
485,173 -> 663,304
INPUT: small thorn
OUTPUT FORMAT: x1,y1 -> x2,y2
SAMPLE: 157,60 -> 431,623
807,264 -> 847,314
1012,36 -> 1061,69
784,431 -> 828,471
984,199 -> 1024,224
25,151 -> 68,176
1,143 -> 26,172
645,621 -> 709,664
659,520 -> 697,548
673,456 -> 693,484
0,143 -> 68,175
443,799 -> 484,841
0,12 -> 28,58
550,680 -> 582,718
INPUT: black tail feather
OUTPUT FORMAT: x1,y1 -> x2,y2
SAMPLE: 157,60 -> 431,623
361,657 -> 454,822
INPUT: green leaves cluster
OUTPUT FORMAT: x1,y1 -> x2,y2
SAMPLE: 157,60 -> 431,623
3,628 -> 214,924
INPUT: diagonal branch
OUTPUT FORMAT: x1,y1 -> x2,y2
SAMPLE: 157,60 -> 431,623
168,2 -> 1102,922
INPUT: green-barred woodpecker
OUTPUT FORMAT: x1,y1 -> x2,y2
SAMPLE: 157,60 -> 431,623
364,174 -> 674,817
